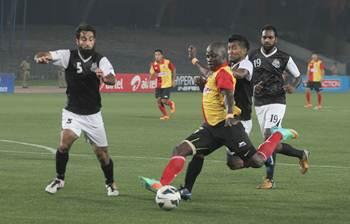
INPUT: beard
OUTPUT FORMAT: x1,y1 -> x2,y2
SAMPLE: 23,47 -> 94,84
263,44 -> 275,53
79,47 -> 95,59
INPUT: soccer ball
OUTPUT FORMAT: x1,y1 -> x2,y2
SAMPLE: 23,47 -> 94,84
155,185 -> 181,210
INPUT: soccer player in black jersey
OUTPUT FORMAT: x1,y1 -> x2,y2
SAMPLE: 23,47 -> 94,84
34,24 -> 119,196
249,25 -> 310,189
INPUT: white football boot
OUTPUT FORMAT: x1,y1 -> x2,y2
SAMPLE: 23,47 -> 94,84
106,182 -> 119,196
45,178 -> 65,194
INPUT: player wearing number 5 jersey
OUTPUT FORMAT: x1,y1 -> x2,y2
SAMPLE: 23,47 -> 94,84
34,24 -> 119,196
249,24 -> 310,189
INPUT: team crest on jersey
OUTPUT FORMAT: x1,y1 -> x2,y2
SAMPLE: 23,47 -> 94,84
272,59 -> 280,68
90,62 -> 98,72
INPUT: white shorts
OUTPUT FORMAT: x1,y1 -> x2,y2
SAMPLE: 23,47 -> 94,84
241,119 -> 252,136
255,104 -> 286,136
61,109 -> 108,147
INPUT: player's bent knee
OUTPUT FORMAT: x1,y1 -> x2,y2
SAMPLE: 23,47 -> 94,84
58,144 -> 70,152
243,153 -> 265,168
172,141 -> 194,157
226,156 -> 244,170
226,161 -> 243,170
250,161 -> 264,168
249,156 -> 265,168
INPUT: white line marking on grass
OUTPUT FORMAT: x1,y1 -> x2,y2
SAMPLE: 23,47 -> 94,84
1,139 -> 350,170
0,139 -> 56,154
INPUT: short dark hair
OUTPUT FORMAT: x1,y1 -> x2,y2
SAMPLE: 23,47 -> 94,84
261,24 -> 278,37
154,49 -> 163,54
228,34 -> 250,51
75,24 -> 96,39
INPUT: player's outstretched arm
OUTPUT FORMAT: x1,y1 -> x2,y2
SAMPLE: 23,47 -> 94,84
34,52 -> 53,64
188,45 -> 211,78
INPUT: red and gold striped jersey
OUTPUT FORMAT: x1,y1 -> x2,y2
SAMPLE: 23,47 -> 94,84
202,64 -> 241,126
307,59 -> 325,82
149,59 -> 175,88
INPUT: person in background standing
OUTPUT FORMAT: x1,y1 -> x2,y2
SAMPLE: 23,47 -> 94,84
305,53 -> 325,110
19,56 -> 31,88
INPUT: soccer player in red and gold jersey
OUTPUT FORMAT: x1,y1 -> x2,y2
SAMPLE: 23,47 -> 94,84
140,42 -> 298,193
305,53 -> 325,110
149,49 -> 176,120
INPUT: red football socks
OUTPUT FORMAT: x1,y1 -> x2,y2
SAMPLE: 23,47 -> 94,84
167,100 -> 174,109
158,103 -> 168,116
257,132 -> 283,161
317,92 -> 322,106
306,91 -> 311,104
160,156 -> 186,185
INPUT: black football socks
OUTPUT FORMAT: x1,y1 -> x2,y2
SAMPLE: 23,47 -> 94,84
278,143 -> 304,159
56,150 -> 69,180
184,155 -> 204,192
101,159 -> 114,185
265,152 -> 276,180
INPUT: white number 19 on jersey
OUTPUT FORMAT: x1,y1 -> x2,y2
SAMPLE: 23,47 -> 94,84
253,58 -> 261,68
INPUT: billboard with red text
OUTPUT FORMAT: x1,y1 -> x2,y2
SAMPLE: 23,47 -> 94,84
100,73 -> 157,93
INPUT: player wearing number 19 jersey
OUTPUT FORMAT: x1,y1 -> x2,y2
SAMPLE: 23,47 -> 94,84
250,24 -> 310,189
34,24 -> 119,196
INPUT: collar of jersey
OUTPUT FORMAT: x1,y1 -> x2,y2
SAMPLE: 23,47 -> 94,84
310,59 -> 321,63
78,50 -> 92,63
260,47 -> 277,58
231,55 -> 249,68
213,63 -> 229,72
155,59 -> 165,64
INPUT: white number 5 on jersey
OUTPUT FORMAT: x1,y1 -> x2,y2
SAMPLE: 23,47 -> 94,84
76,62 -> 83,74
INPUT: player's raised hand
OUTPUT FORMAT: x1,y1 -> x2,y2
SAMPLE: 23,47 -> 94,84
34,52 -> 52,64
188,45 -> 197,60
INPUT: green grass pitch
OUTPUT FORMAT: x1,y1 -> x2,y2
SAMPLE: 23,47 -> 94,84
0,92 -> 349,224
